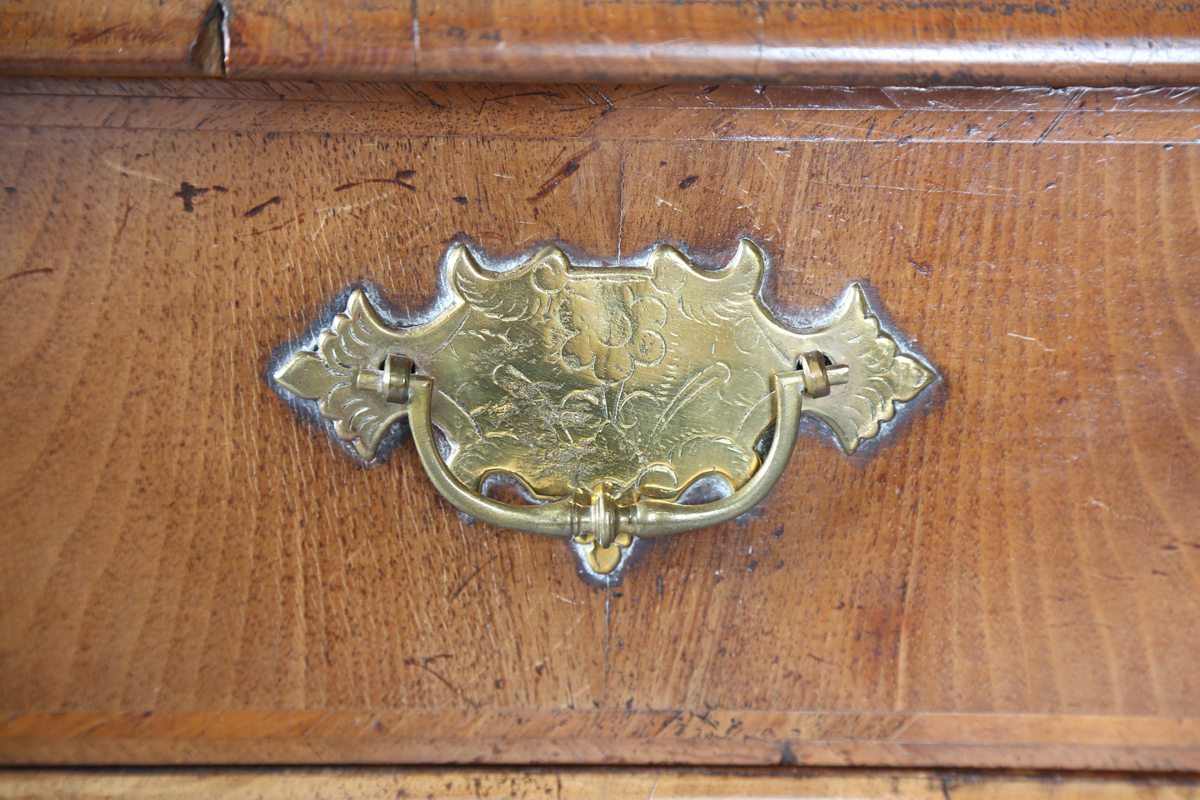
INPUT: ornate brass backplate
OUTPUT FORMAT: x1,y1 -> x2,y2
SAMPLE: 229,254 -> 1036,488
274,241 -> 934,574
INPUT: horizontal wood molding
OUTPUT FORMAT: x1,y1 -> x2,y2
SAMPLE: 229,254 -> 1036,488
4,85 -> 1200,145
2,1 -> 1200,85
2,769 -> 1200,799
2,711 -> 1200,770
0,0 -> 219,79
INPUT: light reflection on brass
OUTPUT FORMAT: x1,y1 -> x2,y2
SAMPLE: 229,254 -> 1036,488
274,240 -> 934,574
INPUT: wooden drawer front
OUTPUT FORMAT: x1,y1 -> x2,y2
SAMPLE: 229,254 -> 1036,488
0,81 -> 1198,770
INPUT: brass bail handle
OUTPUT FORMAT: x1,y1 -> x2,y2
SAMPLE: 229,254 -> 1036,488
272,241 -> 936,573
404,369 -> 814,544
272,243 -> 936,574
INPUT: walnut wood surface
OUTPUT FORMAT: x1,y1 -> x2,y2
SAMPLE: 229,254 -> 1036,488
0,0 -> 217,78
3,1 -> 1200,85
2,769 -> 1200,799
1,81 -> 1199,771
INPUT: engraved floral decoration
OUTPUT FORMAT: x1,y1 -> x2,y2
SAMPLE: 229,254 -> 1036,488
554,283 -> 667,382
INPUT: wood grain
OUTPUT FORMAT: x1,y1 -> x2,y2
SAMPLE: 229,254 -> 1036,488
3,1 -> 1200,85
403,0 -> 1200,86
0,0 -> 218,78
2,769 -> 1200,799
0,81 -> 1198,770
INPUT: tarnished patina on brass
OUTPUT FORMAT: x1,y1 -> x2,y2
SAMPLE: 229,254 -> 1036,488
274,240 -> 934,574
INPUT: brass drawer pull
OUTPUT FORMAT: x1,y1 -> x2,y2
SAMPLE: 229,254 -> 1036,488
274,241 -> 934,574
406,368 -> 806,544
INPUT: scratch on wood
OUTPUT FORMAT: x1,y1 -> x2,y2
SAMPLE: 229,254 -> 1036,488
335,170 -> 417,192
404,656 -> 480,709
239,215 -> 302,237
1034,90 -> 1083,146
1006,332 -> 1054,352
447,558 -> 492,602
4,267 -> 54,281
530,142 -> 601,201
101,156 -> 171,185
